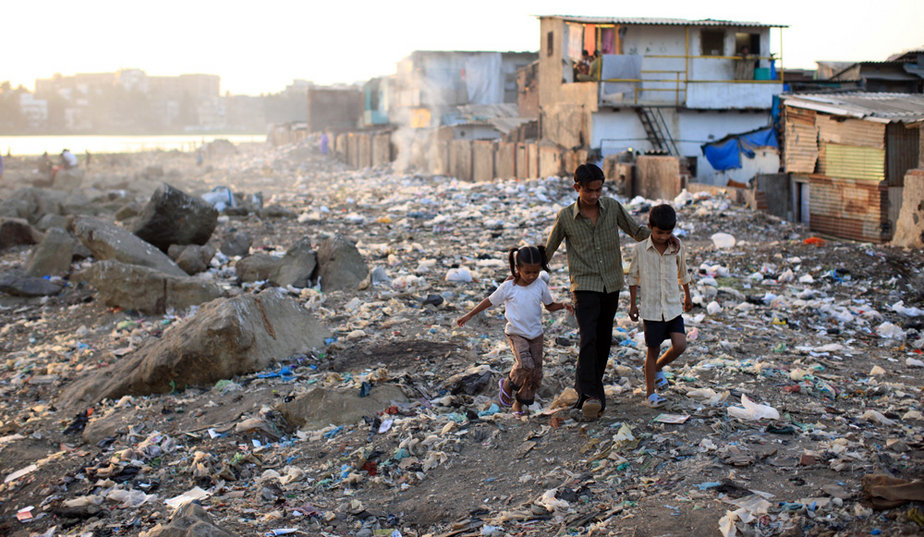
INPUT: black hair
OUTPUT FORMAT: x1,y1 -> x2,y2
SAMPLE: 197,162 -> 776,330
507,245 -> 551,282
574,163 -> 605,187
649,204 -> 677,230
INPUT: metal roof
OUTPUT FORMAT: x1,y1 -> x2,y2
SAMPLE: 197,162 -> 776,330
782,93 -> 924,123
539,15 -> 787,28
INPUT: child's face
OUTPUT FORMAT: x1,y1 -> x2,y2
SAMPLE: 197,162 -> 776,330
650,225 -> 673,246
574,180 -> 603,207
516,263 -> 542,285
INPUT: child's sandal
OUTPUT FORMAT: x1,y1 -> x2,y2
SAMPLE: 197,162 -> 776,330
654,371 -> 670,390
498,379 -> 514,407
647,393 -> 667,408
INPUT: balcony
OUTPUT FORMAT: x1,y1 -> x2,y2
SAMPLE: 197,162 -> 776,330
580,54 -> 782,109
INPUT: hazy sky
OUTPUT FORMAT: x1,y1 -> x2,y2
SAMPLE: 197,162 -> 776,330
5,0 -> 922,95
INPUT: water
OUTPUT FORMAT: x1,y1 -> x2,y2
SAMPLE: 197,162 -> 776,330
0,133 -> 266,156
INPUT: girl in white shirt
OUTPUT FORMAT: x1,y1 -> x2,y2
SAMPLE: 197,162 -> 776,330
456,246 -> 573,415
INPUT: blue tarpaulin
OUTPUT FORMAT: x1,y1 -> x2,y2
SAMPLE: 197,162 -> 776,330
701,127 -> 778,171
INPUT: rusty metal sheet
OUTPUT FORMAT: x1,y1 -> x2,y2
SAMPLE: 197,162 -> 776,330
816,116 -> 884,148
809,176 -> 890,242
885,123 -> 921,186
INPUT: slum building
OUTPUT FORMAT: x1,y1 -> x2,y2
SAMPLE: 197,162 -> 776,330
781,92 -> 924,242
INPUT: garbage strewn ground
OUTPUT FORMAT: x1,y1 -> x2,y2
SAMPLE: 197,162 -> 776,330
0,140 -> 922,537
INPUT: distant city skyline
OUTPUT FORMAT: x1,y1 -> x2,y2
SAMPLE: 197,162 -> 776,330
5,0 -> 922,95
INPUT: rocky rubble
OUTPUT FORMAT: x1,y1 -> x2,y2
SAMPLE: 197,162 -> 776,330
0,140 -> 921,537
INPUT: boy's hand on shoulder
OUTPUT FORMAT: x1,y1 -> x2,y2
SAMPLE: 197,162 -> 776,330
668,234 -> 680,250
628,304 -> 639,322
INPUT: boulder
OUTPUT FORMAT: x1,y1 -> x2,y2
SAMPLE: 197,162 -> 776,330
73,260 -> 224,314
271,236 -> 317,288
114,202 -> 143,222
316,233 -> 369,292
219,231 -> 252,257
26,227 -> 76,277
0,217 -> 43,250
235,253 -> 281,282
52,167 -> 85,190
73,216 -> 187,277
259,205 -> 297,219
0,270 -> 64,297
169,244 -> 216,275
0,187 -> 69,223
131,183 -> 218,252
278,385 -> 408,431
59,288 -> 330,405
35,213 -> 73,232
139,502 -> 234,537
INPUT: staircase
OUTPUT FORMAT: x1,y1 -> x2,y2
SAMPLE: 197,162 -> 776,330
635,107 -> 679,156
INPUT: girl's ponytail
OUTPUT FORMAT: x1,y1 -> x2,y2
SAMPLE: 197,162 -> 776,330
507,247 -> 519,281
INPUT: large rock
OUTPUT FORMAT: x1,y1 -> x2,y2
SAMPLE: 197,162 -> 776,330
26,227 -> 75,277
59,289 -> 330,406
0,187 -> 69,223
52,167 -> 85,190
219,231 -> 252,257
132,183 -> 218,252
0,217 -> 43,250
35,213 -> 73,232
140,502 -> 234,537
235,253 -> 281,282
316,233 -> 369,292
278,385 -> 408,431
0,270 -> 64,297
73,260 -> 224,314
892,169 -> 924,248
168,244 -> 216,275
73,216 -> 186,277
271,236 -> 317,288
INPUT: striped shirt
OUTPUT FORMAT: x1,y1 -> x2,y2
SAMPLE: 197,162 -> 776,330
545,197 -> 650,293
626,237 -> 693,321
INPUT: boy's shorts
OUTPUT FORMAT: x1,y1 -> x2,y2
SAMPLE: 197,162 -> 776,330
642,315 -> 685,348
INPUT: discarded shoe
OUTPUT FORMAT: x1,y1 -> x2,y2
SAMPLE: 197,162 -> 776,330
498,379 -> 513,407
655,371 -> 670,390
582,398 -> 602,421
647,393 -> 666,408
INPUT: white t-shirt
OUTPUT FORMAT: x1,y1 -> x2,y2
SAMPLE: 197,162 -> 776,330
488,278 -> 555,339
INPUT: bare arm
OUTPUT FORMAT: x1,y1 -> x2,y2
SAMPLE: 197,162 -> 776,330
456,297 -> 493,327
628,285 -> 639,321
545,213 -> 565,261
545,301 -> 574,315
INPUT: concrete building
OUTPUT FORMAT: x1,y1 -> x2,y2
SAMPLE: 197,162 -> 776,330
392,50 -> 536,128
536,15 -> 787,184
305,87 -> 363,133
781,92 -> 924,243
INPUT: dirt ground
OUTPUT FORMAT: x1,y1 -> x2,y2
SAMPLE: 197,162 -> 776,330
0,140 -> 921,537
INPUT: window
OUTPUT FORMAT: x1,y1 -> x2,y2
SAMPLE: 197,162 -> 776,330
734,32 -> 760,56
701,30 -> 725,56
547,31 -> 554,57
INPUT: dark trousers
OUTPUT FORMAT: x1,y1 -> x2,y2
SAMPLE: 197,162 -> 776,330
573,290 -> 620,411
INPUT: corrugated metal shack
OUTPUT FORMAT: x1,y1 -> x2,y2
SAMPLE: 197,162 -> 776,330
782,93 -> 924,242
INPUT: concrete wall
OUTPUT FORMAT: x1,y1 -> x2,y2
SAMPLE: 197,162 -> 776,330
636,156 -> 683,200
496,142 -> 516,179
687,82 -> 782,109
472,141 -> 495,181
748,173 -> 790,219
892,169 -> 924,248
372,133 -> 392,167
516,143 -> 529,179
306,88 -> 362,132
451,139 -> 473,181
591,108 -> 771,184
539,143 -> 564,178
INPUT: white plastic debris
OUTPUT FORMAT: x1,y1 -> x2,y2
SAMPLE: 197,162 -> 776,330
165,486 -> 211,509
536,489 -> 570,512
892,300 -> 924,317
710,232 -> 736,249
727,395 -> 780,421
706,301 -> 723,315
860,409 -> 896,426
876,322 -> 905,339
777,269 -> 795,282
445,267 -> 473,283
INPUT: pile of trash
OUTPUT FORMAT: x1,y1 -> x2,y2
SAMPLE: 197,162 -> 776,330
0,138 -> 921,536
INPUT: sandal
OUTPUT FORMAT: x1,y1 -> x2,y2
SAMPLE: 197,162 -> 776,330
647,393 -> 666,408
498,379 -> 513,407
581,398 -> 603,421
655,371 -> 670,390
